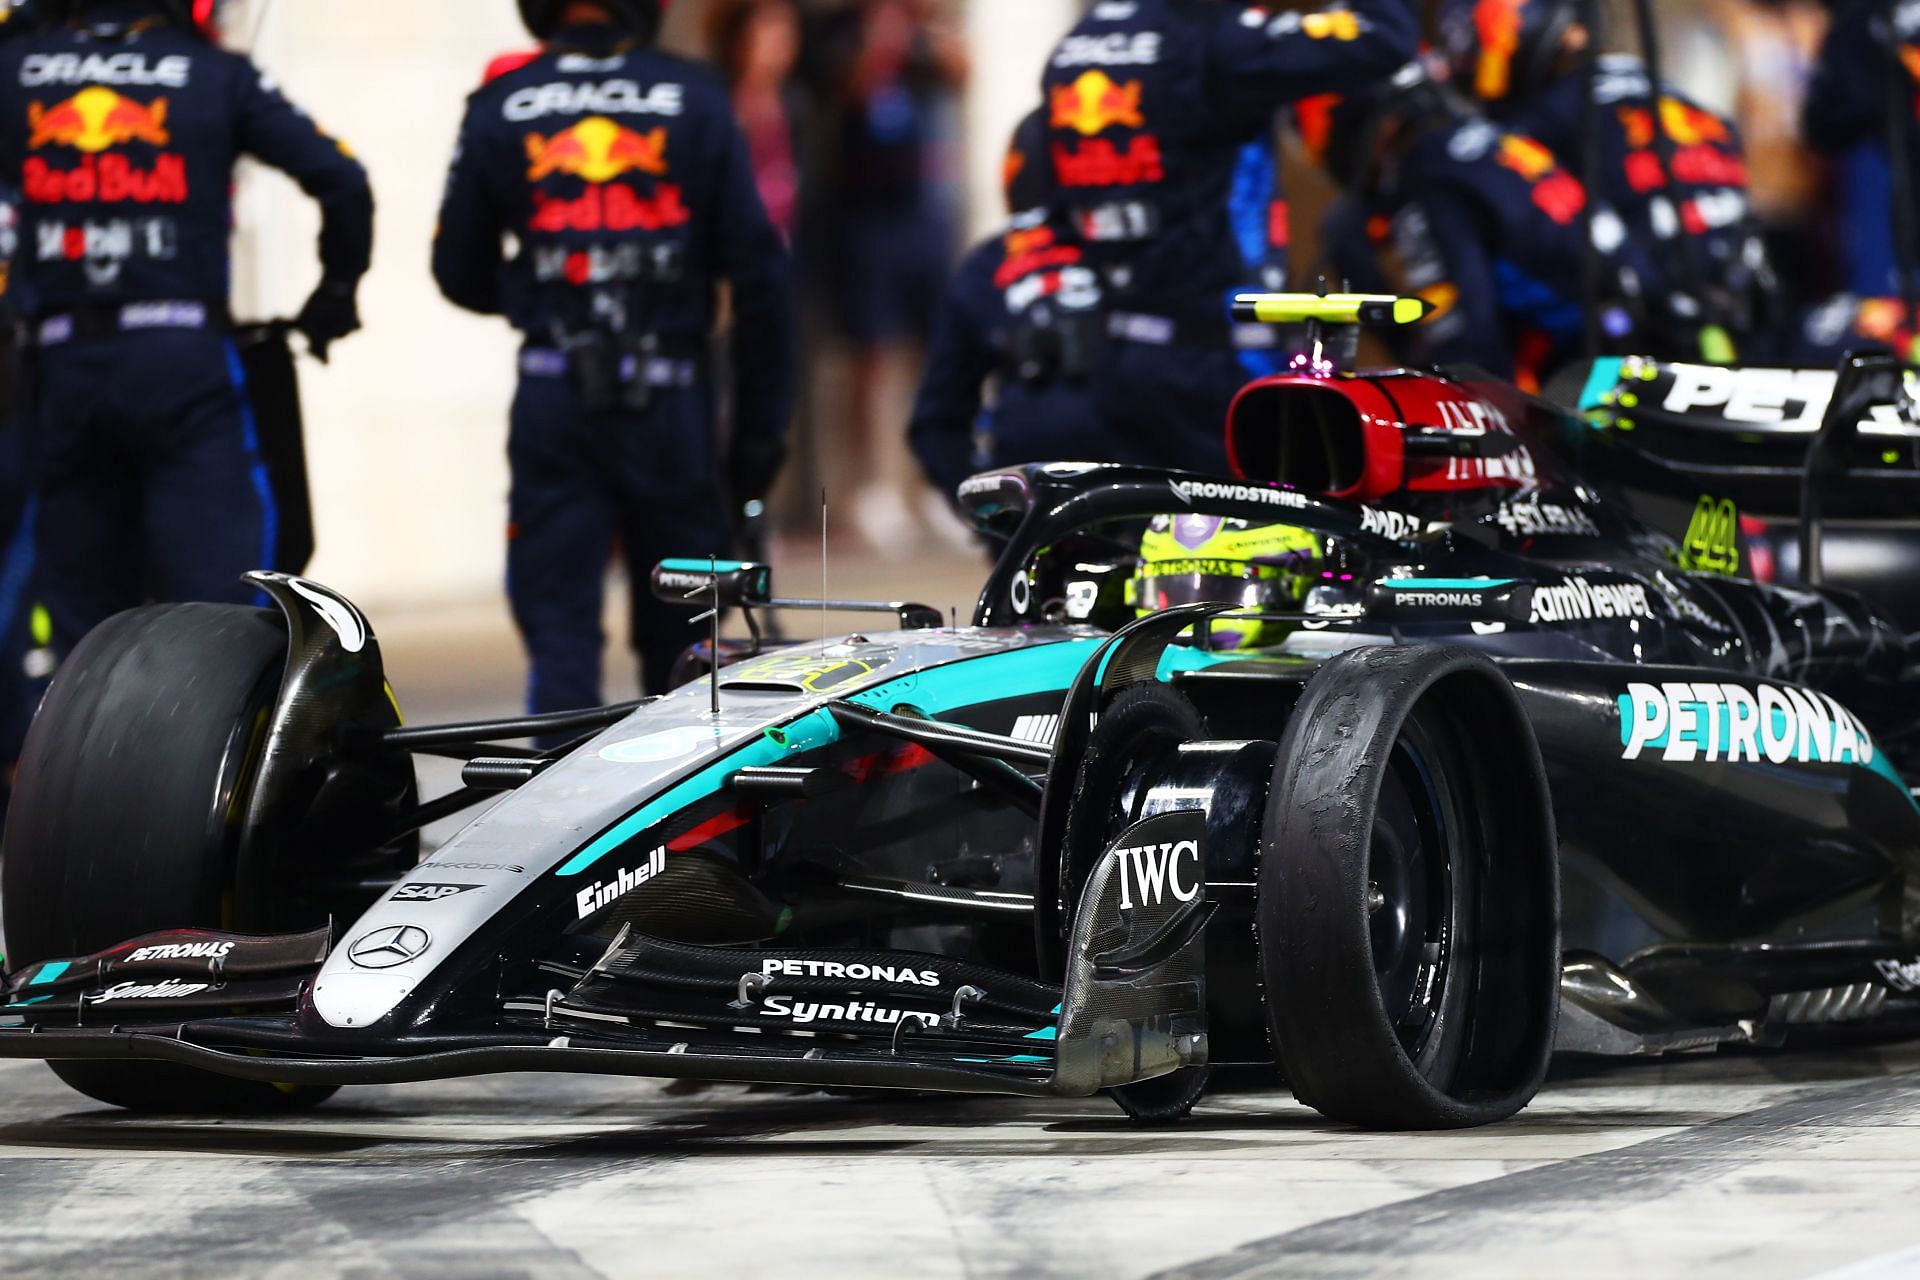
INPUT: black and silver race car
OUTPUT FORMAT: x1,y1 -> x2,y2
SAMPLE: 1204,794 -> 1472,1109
4,295 -> 1918,1131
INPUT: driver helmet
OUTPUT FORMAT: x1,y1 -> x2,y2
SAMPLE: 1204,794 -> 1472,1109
1128,516 -> 1321,650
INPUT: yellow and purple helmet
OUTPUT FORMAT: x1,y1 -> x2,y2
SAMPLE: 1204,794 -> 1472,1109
1128,515 -> 1321,650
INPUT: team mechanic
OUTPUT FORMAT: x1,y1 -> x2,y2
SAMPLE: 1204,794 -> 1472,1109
1793,0 -> 1920,360
909,109 -> 1140,510
1040,0 -> 1416,473
0,0 -> 370,657
434,0 -> 794,719
1439,0 -> 1772,360
1310,62 -> 1653,384
0,0 -> 41,830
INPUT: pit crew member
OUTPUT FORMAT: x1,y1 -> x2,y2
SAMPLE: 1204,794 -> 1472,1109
434,0 -> 795,714
1041,0 -> 1417,472
0,0 -> 372,656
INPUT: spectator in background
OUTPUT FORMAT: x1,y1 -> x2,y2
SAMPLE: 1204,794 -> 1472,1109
1700,0 -> 1830,304
707,0 -> 805,243
808,0 -> 969,552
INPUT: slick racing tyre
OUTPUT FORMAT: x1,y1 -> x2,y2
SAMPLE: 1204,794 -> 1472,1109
1260,645 -> 1559,1130
2,604 -> 338,1114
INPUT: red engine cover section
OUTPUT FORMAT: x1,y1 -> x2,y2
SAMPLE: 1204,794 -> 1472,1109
1223,371 -> 1539,522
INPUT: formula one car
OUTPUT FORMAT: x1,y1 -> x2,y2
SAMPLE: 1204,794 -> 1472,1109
4,295 -> 1919,1132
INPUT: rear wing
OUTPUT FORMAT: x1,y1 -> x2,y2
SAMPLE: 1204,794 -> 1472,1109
1565,354 -> 1920,523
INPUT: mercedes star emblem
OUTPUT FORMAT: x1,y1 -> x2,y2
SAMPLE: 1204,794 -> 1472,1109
347,925 -> 431,970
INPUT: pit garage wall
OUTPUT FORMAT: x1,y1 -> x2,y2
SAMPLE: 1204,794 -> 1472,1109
227,0 -> 1073,613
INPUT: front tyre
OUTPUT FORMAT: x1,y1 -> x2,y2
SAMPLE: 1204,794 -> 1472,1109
1259,645 -> 1559,1130
2,604 -> 337,1114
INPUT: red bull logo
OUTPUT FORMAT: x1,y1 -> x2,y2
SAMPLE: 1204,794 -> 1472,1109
1050,71 -> 1145,138
529,184 -> 689,234
28,87 -> 170,153
1618,98 -> 1731,150
1496,134 -> 1557,181
524,117 -> 668,184
1618,100 -> 1745,194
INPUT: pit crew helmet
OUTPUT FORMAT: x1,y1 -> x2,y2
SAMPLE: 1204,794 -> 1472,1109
1294,60 -> 1470,190
520,0 -> 666,42
46,0 -> 211,30
1128,516 -> 1321,651
1004,108 -> 1053,216
0,0 -> 40,35
1437,0 -> 1580,106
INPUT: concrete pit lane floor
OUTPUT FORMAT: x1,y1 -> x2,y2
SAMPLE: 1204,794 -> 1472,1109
1,1046 -> 1919,1278
6,554 -> 1920,1277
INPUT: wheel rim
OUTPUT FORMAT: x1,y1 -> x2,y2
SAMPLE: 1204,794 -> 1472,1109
1367,735 -> 1455,1063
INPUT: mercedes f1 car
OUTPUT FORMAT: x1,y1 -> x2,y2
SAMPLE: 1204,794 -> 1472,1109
4,294 -> 1919,1131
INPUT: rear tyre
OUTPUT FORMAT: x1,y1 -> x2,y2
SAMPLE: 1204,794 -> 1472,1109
1260,645 -> 1559,1130
3,604 -> 338,1114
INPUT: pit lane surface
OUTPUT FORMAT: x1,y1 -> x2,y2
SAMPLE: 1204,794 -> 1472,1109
0,1045 -> 1918,1278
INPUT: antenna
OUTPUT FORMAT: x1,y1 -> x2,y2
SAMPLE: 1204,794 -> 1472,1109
708,556 -> 722,720
820,487 -> 829,652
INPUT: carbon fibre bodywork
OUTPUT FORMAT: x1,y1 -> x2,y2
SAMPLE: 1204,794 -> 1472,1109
6,354 -> 1920,1106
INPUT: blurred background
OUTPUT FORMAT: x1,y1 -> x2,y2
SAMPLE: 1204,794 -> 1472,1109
215,0 -> 1851,704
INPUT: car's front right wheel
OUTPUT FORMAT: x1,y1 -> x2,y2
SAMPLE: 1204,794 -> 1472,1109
1258,644 -> 1560,1130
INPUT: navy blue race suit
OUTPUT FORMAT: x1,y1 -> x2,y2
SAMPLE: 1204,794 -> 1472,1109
1041,0 -> 1417,470
909,215 -> 1138,502
1494,54 -> 1770,349
1322,118 -> 1649,383
1805,0 -> 1920,200
1797,0 -> 1920,351
433,22 -> 795,712
0,0 -> 371,655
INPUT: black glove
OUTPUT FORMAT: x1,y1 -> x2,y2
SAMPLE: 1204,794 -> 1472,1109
296,280 -> 361,363
726,439 -> 788,507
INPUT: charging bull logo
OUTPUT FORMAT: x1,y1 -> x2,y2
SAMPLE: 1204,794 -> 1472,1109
1050,71 -> 1162,188
525,117 -> 668,184
28,87 -> 169,152
1050,71 -> 1145,137
1618,99 -> 1730,150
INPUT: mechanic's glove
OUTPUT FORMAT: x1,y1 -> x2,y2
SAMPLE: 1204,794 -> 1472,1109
296,280 -> 362,364
726,439 -> 788,507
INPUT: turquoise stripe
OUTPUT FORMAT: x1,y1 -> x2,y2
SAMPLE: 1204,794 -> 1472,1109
26,961 -> 69,988
848,638 -> 1103,717
659,559 -> 750,574
1381,578 -> 1519,591
1023,1024 -> 1058,1041
558,636 -> 1237,879
1577,357 -> 1627,411
556,707 -> 840,876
